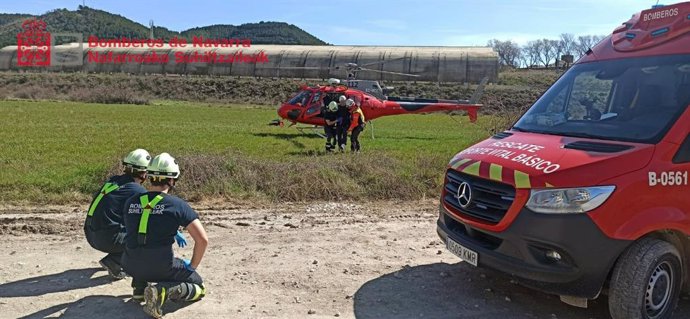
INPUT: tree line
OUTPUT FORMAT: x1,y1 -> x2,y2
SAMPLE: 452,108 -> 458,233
488,34 -> 606,69
1,6 -> 327,49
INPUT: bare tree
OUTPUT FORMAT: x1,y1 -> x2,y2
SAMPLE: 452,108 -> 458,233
523,40 -> 541,68
592,35 -> 606,44
556,33 -> 576,68
575,35 -> 606,58
517,51 -> 529,69
487,39 -> 522,68
575,35 -> 592,57
505,34 -> 608,69
560,33 -> 576,55
536,39 -> 559,68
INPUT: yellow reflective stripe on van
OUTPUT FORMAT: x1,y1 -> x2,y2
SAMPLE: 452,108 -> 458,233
462,161 -> 481,176
449,159 -> 552,189
514,170 -> 531,188
450,158 -> 471,169
489,164 -> 502,181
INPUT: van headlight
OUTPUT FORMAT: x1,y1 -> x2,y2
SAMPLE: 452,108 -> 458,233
526,186 -> 615,214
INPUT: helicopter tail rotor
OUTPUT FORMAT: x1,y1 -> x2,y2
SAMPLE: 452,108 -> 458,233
469,76 -> 489,105
445,76 -> 488,122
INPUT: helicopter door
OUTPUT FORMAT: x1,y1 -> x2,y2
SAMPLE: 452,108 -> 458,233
303,92 -> 323,119
347,91 -> 366,108
286,90 -> 312,121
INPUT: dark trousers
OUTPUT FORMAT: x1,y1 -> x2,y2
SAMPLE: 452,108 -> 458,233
130,258 -> 205,301
324,125 -> 336,151
351,126 -> 364,152
337,120 -> 350,149
84,226 -> 125,266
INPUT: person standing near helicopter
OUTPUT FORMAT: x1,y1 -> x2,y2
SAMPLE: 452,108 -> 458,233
336,95 -> 350,151
347,98 -> 366,152
323,101 -> 339,152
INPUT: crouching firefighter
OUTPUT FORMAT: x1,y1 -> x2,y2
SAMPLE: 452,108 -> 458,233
84,149 -> 151,280
122,153 -> 209,318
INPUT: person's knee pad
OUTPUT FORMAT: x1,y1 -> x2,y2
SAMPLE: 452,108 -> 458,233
168,283 -> 206,301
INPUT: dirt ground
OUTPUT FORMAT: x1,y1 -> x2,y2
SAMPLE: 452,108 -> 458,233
1,200 -> 689,319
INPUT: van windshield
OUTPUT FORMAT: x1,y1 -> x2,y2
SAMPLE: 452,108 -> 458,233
513,55 -> 690,143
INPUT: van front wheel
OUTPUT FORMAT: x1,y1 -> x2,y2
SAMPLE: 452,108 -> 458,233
609,238 -> 682,319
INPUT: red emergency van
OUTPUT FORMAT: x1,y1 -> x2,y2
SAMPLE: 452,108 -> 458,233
437,3 -> 690,319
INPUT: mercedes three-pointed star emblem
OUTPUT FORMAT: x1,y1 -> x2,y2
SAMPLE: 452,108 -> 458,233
456,182 -> 472,208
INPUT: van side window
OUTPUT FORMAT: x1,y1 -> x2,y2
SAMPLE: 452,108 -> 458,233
673,134 -> 690,164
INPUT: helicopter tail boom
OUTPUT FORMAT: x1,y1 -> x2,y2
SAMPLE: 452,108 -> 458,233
380,99 -> 480,122
376,76 -> 487,122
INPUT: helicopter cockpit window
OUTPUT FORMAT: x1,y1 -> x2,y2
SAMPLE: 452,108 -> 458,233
288,90 -> 312,107
311,92 -> 323,107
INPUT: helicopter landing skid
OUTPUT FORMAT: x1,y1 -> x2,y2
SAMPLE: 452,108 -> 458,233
296,125 -> 326,138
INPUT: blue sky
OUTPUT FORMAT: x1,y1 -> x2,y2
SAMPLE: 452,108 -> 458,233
3,0 -> 662,45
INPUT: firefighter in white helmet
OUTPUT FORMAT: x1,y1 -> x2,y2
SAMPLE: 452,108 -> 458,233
336,95 -> 350,151
121,153 -> 209,318
324,101 -> 339,151
84,149 -> 151,280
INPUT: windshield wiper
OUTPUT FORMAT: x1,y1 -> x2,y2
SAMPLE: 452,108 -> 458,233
512,126 -> 566,137
557,131 -> 605,139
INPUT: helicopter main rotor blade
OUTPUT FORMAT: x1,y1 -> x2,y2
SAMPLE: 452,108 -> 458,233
357,67 -> 420,77
358,57 -> 408,68
262,66 -> 326,70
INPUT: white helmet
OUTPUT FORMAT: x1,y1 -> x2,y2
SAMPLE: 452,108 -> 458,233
338,95 -> 347,103
123,149 -> 150,172
147,153 -> 180,179
345,99 -> 355,108
327,101 -> 338,112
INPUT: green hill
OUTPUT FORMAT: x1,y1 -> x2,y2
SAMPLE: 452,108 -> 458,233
0,13 -> 32,26
0,6 -> 326,48
181,22 -> 327,45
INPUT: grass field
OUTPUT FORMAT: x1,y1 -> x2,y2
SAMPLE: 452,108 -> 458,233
0,100 -> 498,203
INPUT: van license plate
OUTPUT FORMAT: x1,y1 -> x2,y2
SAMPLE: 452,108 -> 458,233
447,238 -> 478,267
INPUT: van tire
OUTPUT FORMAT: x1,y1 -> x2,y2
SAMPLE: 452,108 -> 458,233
609,238 -> 682,319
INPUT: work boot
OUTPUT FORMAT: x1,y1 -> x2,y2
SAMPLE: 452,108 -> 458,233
99,257 -> 127,280
143,284 -> 166,318
132,287 -> 145,302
